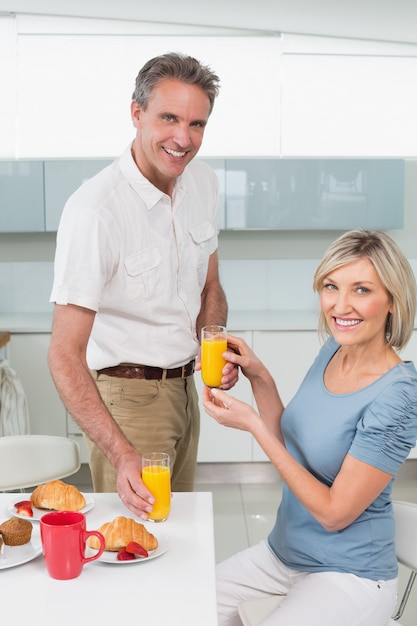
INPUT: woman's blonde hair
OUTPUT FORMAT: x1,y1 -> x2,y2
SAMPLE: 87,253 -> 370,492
313,230 -> 416,350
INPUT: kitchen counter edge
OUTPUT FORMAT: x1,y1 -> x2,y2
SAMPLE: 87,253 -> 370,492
2,310 -> 416,334
0,310 -> 320,333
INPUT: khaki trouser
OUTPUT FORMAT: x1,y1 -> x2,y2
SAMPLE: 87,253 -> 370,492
84,371 -> 200,493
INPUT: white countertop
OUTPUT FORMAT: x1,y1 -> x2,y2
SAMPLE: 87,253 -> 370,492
1,310 -> 416,334
0,491 -> 218,626
0,310 -> 319,333
0,312 -> 53,333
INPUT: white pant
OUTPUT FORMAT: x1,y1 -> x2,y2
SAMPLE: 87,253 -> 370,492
216,540 -> 398,626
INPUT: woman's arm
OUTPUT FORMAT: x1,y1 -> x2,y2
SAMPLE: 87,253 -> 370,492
202,340 -> 393,532
218,334 -> 285,439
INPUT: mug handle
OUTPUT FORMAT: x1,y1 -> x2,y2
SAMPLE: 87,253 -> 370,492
82,530 -> 105,563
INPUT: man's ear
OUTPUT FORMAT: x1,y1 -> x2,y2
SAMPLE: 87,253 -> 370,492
131,100 -> 142,129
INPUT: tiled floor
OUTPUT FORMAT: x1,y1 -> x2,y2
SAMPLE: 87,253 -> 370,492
70,460 -> 417,625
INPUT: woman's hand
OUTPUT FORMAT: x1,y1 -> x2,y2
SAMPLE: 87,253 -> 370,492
202,385 -> 260,433
222,334 -> 266,382
195,340 -> 239,390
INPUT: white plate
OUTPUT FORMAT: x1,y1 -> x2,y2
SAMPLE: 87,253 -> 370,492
9,493 -> 95,521
95,534 -> 170,564
0,524 -> 42,569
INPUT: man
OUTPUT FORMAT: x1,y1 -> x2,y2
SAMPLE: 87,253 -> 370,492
48,53 -> 237,520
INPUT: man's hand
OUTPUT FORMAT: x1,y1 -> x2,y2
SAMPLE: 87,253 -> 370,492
115,451 -> 155,520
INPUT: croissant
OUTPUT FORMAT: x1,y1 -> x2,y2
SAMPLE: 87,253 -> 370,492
88,516 -> 158,551
31,480 -> 86,511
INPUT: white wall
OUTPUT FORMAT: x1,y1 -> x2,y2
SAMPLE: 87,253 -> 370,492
1,14 -> 417,159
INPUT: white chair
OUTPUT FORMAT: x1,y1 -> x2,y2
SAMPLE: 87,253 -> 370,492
0,434 -> 81,491
238,500 -> 417,626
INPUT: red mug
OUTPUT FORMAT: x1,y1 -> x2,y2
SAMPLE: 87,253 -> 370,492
40,510 -> 105,580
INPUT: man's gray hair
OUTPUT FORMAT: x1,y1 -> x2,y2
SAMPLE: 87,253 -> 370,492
132,52 -> 220,114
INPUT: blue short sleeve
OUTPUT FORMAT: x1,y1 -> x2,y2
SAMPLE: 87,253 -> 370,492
349,369 -> 417,474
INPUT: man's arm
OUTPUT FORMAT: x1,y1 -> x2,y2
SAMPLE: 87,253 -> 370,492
48,303 -> 154,517
196,250 -> 227,339
196,251 -> 238,389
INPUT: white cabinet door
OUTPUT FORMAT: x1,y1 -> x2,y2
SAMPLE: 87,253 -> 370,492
196,331 -> 253,462
252,330 -> 320,461
8,333 -> 67,436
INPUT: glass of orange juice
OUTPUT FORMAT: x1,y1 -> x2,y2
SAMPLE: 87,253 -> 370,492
141,452 -> 171,522
201,325 -> 227,388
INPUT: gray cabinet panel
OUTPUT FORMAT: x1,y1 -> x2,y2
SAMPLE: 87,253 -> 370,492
44,159 -> 113,231
200,159 -> 226,229
0,161 -> 44,232
204,158 -> 404,230
1,157 -> 404,233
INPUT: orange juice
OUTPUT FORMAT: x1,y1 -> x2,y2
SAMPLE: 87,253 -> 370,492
201,335 -> 227,387
142,465 -> 171,522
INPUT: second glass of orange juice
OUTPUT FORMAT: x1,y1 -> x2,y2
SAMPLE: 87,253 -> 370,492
201,325 -> 227,388
141,452 -> 171,522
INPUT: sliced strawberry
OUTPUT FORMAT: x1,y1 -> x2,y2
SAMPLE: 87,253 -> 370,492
117,548 -> 136,561
16,504 -> 33,517
14,500 -> 32,509
125,541 -> 148,558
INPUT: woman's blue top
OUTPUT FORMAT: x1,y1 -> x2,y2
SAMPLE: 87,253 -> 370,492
268,337 -> 417,580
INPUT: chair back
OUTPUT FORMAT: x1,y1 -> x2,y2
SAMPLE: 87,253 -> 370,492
388,500 -> 417,623
0,435 -> 81,491
393,500 -> 417,570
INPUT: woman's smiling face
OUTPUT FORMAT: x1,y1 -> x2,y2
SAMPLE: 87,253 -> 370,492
320,257 -> 392,347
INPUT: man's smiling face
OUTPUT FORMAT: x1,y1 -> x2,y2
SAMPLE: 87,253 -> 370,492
131,78 -> 211,195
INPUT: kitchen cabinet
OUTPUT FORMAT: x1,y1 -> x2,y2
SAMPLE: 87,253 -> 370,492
0,157 -> 404,232
0,159 -> 113,233
204,158 -> 404,230
0,161 -> 44,232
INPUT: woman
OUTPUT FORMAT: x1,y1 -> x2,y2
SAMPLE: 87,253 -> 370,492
203,230 -> 417,626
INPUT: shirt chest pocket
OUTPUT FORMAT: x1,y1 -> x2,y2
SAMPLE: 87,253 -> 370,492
189,222 -> 216,288
124,248 -> 162,302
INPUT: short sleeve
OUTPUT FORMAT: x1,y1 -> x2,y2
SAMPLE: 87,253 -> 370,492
50,199 -> 116,311
349,373 -> 417,474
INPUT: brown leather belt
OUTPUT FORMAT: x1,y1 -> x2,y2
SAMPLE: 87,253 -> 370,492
97,359 -> 195,380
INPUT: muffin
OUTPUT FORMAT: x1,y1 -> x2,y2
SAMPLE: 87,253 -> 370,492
0,517 -> 33,546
